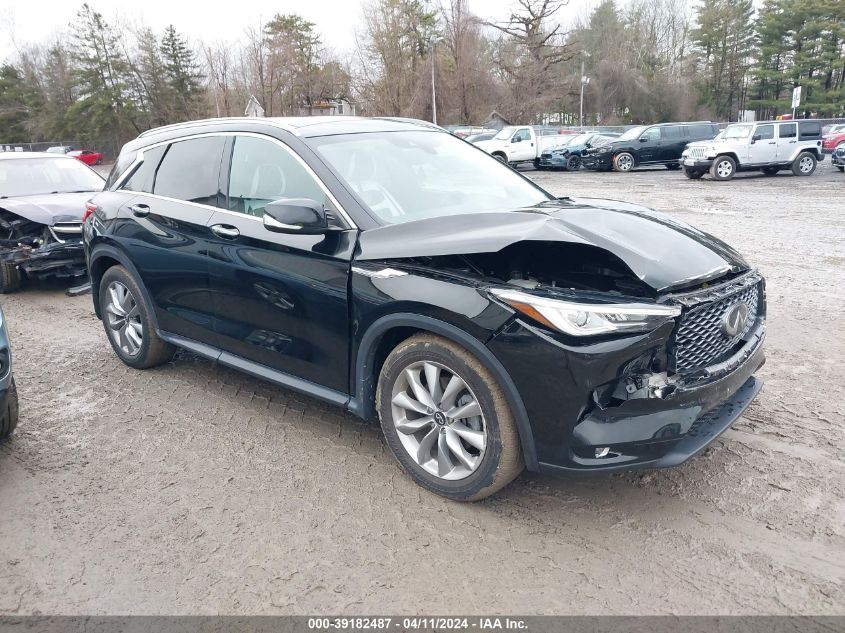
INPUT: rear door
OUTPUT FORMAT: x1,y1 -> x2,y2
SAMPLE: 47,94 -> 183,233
113,135 -> 225,344
776,123 -> 798,160
204,134 -> 355,392
659,125 -> 686,162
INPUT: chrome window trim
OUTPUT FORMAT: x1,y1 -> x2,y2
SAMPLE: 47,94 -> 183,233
113,130 -> 357,230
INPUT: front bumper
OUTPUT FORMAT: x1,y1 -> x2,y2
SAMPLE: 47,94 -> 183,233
832,152 -> 845,167
581,152 -> 613,169
488,316 -> 765,474
682,157 -> 714,169
538,154 -> 567,168
0,238 -> 87,279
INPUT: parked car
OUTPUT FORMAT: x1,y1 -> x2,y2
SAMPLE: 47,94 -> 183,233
833,144 -> 845,172
0,303 -> 18,440
582,122 -> 720,172
474,126 -> 578,167
85,116 -> 765,501
538,132 -> 621,171
681,120 -> 824,180
465,132 -> 496,144
0,152 -> 105,292
68,149 -> 104,166
45,146 -> 74,154
821,124 -> 845,154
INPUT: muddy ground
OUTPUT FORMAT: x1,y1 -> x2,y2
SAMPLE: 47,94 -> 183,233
1,161 -> 843,616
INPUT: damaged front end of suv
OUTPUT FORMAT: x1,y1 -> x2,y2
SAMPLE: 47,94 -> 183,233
352,197 -> 765,474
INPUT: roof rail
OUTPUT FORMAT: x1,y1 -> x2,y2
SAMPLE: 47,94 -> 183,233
138,117 -> 296,138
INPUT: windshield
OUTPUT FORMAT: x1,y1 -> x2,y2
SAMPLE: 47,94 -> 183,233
0,157 -> 105,198
723,124 -> 753,139
493,126 -> 517,140
617,126 -> 646,141
592,135 -> 616,147
310,131 -> 552,224
566,133 -> 591,146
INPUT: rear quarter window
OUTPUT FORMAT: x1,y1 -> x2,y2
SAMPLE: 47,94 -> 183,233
105,150 -> 137,190
798,121 -> 822,140
120,145 -> 167,194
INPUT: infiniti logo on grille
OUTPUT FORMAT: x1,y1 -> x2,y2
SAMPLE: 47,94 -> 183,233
721,301 -> 749,337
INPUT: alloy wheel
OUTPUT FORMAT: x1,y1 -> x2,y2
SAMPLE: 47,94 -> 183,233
105,281 -> 143,357
615,154 -> 634,171
798,156 -> 814,174
716,159 -> 734,178
390,360 -> 487,481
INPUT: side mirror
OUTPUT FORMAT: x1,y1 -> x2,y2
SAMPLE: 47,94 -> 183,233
751,134 -> 761,143
511,136 -> 521,143
639,136 -> 649,142
263,198 -> 328,235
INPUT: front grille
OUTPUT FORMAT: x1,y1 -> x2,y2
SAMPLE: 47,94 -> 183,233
674,280 -> 761,372
540,153 -> 552,159
686,147 -> 706,159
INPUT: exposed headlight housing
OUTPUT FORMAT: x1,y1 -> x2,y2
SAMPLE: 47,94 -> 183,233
704,146 -> 718,158
489,288 -> 681,337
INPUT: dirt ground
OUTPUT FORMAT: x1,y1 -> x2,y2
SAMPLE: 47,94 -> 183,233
1,161 -> 843,616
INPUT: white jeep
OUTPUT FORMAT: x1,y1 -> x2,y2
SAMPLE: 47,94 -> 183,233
681,120 -> 824,180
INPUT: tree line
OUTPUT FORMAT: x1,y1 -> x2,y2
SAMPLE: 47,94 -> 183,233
1,0 -> 843,155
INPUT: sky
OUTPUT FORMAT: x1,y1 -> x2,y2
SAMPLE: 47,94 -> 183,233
0,0 -> 611,64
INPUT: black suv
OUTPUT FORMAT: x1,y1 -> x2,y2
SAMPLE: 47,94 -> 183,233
583,122 -> 720,172
84,117 -> 765,500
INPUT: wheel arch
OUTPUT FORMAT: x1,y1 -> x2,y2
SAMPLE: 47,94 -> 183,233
88,243 -> 158,330
491,150 -> 508,162
352,313 -> 539,472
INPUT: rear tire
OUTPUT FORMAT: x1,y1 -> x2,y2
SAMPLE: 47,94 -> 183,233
791,151 -> 817,176
710,155 -> 736,181
0,378 -> 18,440
99,266 -> 175,369
761,166 -> 779,175
837,166 -> 844,172
683,167 -> 704,179
0,262 -> 22,294
666,162 -> 681,170
377,333 -> 523,501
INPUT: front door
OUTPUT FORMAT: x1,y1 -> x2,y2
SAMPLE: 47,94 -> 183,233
110,136 -> 226,344
637,127 -> 662,163
205,134 -> 355,393
508,128 -> 535,161
747,124 -> 777,164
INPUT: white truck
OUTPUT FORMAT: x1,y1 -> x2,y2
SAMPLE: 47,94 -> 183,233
474,126 -> 575,167
681,120 -> 824,180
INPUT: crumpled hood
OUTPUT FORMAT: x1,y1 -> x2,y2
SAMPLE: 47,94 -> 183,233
355,197 -> 749,293
0,192 -> 93,225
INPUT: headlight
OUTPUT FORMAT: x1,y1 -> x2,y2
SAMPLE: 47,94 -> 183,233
597,146 -> 611,153
489,288 -> 681,337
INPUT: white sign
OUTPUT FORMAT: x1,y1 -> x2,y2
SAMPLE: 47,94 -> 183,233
791,86 -> 802,109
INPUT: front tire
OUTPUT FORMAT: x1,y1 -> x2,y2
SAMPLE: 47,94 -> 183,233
492,152 -> 507,164
791,151 -> 817,176
99,266 -> 175,369
710,155 -> 736,180
377,334 -> 523,501
683,167 -> 704,179
0,378 -> 18,439
565,155 -> 582,171
612,152 -> 635,172
0,262 -> 22,294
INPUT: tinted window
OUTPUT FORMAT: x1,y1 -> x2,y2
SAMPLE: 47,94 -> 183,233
662,126 -> 682,140
690,124 -> 716,139
755,124 -> 774,140
106,151 -> 137,189
154,136 -> 226,205
779,124 -> 797,139
799,121 -> 822,140
227,136 -> 327,216
642,127 -> 661,142
121,145 -> 167,193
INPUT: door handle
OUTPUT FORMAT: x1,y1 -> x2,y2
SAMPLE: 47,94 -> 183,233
129,204 -> 150,217
210,224 -> 240,239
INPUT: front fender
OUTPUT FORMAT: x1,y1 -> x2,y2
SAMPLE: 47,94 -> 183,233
87,240 -> 158,329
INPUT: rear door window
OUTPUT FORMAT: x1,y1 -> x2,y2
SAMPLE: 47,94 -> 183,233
153,136 -> 226,206
778,124 -> 797,139
662,126 -> 682,140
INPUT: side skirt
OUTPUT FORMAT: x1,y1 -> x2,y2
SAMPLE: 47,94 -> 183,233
157,330 -> 354,410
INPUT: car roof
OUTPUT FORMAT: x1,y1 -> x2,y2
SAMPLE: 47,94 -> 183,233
0,151 -> 75,161
137,116 -> 443,141
646,121 -> 715,127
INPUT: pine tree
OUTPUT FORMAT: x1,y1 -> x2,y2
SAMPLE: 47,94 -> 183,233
160,25 -> 205,121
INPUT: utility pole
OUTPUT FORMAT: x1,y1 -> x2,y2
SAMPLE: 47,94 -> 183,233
430,39 -> 438,126
579,56 -> 590,128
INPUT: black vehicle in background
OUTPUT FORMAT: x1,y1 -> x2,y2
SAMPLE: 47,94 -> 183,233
582,122 -> 720,172
84,117 -> 765,501
833,144 -> 845,172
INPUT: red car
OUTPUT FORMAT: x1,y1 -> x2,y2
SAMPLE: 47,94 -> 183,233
822,124 -> 845,153
68,149 -> 103,166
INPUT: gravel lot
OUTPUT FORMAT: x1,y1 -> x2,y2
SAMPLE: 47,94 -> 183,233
1,160 -> 843,616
